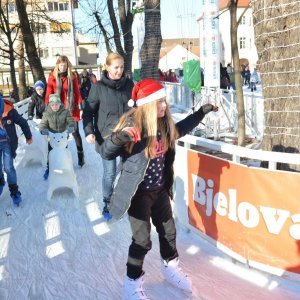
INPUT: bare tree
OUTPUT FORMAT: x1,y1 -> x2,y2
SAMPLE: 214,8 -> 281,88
78,0 -> 134,76
252,0 -> 300,170
17,31 -> 27,100
0,2 -> 19,101
140,0 -> 162,80
229,0 -> 248,146
15,0 -> 45,83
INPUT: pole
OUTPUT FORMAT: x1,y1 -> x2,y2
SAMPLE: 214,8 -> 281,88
70,0 -> 78,65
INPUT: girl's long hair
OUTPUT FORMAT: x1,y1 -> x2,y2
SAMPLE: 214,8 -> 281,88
114,100 -> 179,158
53,55 -> 73,79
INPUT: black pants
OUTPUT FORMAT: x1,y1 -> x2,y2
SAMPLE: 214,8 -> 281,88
72,122 -> 83,153
126,187 -> 178,279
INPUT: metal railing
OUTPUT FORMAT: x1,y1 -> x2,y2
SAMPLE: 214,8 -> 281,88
162,82 -> 264,141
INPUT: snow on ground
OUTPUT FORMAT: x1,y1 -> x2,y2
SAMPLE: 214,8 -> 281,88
0,121 -> 299,300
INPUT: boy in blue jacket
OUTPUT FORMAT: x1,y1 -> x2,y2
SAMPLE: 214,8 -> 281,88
0,95 -> 32,205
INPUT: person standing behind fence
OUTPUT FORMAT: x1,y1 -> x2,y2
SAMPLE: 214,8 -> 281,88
82,52 -> 134,219
28,81 -> 46,120
45,55 -> 85,167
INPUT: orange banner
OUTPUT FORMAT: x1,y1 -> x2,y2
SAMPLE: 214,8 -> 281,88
187,151 -> 300,274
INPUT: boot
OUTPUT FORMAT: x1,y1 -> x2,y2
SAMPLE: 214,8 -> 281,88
160,257 -> 192,293
0,176 -> 5,196
9,184 -> 22,206
123,272 -> 149,300
102,197 -> 112,220
43,168 -> 49,180
78,151 -> 85,167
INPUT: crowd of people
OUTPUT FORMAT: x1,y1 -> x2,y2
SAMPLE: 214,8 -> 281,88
220,63 -> 260,91
0,52 -> 218,299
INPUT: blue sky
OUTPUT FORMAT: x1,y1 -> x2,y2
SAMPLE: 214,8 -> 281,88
160,0 -> 201,38
75,0 -> 202,40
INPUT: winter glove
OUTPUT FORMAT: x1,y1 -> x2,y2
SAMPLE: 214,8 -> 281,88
123,127 -> 141,143
200,103 -> 218,115
28,115 -> 33,120
67,125 -> 75,134
112,128 -> 141,146
40,128 -> 49,135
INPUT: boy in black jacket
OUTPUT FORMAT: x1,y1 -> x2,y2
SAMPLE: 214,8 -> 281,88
0,95 -> 32,205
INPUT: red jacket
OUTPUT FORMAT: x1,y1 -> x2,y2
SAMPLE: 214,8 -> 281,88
45,71 -> 82,121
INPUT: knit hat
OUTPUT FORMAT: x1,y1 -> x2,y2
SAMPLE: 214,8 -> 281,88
34,80 -> 45,90
128,78 -> 166,107
49,94 -> 61,105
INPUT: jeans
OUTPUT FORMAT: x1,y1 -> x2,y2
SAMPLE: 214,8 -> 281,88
0,142 -> 17,185
101,157 -> 116,199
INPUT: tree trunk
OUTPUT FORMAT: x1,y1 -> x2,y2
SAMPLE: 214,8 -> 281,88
17,32 -> 27,100
230,0 -> 245,146
252,0 -> 300,170
140,0 -> 162,80
15,0 -> 45,83
118,0 -> 134,77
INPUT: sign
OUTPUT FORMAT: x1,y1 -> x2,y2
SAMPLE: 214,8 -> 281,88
187,150 -> 300,275
200,0 -> 220,87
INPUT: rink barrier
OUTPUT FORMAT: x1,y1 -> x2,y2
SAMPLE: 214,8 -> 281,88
174,135 -> 300,282
13,97 -> 31,119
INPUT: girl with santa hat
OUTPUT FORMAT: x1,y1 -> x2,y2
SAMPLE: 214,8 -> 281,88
99,78 -> 218,299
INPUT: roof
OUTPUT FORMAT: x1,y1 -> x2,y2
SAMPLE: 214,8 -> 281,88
160,38 -> 199,58
219,0 -> 250,10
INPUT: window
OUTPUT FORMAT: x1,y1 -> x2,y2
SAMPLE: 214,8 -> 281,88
239,37 -> 246,49
241,16 -> 246,25
8,3 -> 17,12
39,48 -> 49,58
50,22 -> 71,33
31,23 -> 47,34
47,2 -> 69,11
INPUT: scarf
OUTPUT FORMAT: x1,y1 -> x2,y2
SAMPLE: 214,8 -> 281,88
56,71 -> 74,112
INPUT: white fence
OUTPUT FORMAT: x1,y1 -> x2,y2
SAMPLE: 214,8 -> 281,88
163,82 -> 264,141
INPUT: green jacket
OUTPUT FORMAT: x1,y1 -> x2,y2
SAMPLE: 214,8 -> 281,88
39,105 -> 75,133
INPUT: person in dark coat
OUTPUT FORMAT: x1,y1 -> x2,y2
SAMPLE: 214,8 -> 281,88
79,69 -> 91,102
99,79 -> 218,299
82,52 -> 134,218
28,80 -> 46,120
0,95 -> 32,205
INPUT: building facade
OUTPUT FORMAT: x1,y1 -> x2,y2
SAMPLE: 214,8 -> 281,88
218,1 -> 258,70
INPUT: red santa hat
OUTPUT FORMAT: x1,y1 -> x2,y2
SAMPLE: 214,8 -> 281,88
128,78 -> 166,107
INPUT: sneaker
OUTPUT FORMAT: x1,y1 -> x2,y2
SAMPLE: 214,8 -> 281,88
11,192 -> 22,206
123,272 -> 149,300
0,177 -> 5,195
102,205 -> 112,220
161,257 -> 192,293
0,184 -> 4,196
43,168 -> 49,180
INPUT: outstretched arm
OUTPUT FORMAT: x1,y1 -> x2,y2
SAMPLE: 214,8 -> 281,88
176,104 -> 218,137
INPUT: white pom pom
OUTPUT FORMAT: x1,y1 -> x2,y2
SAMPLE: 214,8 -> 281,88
128,99 -> 135,107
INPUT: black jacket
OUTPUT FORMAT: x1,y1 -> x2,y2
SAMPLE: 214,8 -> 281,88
82,71 -> 134,153
99,108 -> 207,218
2,100 -> 32,158
28,91 -> 46,119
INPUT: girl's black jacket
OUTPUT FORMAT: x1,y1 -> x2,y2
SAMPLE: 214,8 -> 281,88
99,107 -> 208,216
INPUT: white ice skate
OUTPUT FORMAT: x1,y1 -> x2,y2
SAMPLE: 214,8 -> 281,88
123,272 -> 150,300
161,257 -> 192,293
